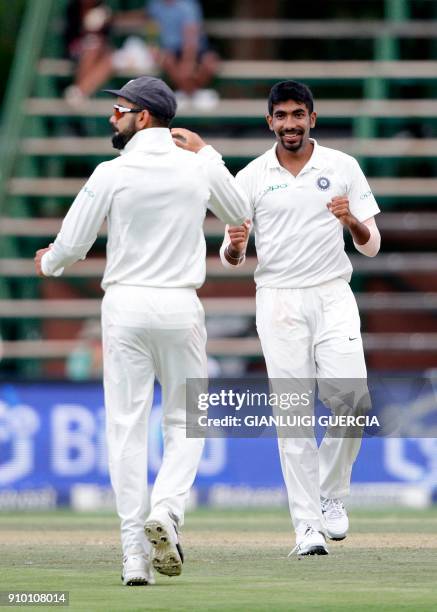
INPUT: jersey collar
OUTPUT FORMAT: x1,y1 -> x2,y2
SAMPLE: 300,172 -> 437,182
120,128 -> 174,155
267,138 -> 325,171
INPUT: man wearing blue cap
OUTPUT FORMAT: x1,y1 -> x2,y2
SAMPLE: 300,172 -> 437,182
34,76 -> 249,586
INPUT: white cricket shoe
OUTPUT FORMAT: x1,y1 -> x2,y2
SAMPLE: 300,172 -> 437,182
144,511 -> 184,577
288,525 -> 329,557
121,552 -> 155,586
321,497 -> 349,541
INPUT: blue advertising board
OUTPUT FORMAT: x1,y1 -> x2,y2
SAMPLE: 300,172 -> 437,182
0,382 -> 436,509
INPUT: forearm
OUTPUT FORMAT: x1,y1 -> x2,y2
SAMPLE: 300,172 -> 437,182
352,217 -> 381,257
347,216 -> 370,245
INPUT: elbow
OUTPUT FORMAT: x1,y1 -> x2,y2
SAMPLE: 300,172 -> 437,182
354,236 -> 381,257
365,247 -> 379,258
354,224 -> 381,257
368,232 -> 381,257
369,242 -> 381,257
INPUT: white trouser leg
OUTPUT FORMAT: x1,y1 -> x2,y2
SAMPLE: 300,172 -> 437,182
314,279 -> 369,499
102,286 -> 207,554
256,288 -> 325,534
102,320 -> 153,557
318,435 -> 362,499
150,315 -> 207,526
277,435 -> 324,533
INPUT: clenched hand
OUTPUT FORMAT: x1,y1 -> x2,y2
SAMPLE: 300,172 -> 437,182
227,220 -> 251,257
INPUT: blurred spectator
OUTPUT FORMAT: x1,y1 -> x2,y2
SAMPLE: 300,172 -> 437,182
64,0 -> 114,104
118,0 -> 220,109
64,1 -> 217,109
64,0 -> 156,105
147,0 -> 220,109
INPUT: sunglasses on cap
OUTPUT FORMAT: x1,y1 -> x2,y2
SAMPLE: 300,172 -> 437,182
112,104 -> 144,120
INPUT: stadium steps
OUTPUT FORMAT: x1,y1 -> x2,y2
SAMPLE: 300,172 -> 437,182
114,16 -> 437,40
1,255 -> 437,278
3,333 -> 437,360
3,213 -> 437,237
19,137 -> 437,158
25,97 -> 437,120
38,58 -> 437,81
8,177 -> 437,198
2,294 -> 437,318
201,19 -> 437,39
0,337 -> 262,359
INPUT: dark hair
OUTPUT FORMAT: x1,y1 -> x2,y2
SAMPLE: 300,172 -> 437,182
268,80 -> 314,115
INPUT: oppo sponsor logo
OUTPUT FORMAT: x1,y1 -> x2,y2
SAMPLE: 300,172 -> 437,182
261,183 -> 289,197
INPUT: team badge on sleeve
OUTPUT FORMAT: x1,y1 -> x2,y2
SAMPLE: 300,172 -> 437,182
316,176 -> 331,191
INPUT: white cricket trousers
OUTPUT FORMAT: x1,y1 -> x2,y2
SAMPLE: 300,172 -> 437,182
101,285 -> 207,556
256,278 -> 368,535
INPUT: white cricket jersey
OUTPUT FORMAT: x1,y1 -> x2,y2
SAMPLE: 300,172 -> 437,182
41,128 -> 249,289
237,139 -> 380,288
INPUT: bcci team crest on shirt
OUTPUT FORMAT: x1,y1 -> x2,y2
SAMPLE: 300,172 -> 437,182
316,176 -> 331,191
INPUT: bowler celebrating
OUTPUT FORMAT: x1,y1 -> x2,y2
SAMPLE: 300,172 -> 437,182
174,80 -> 380,556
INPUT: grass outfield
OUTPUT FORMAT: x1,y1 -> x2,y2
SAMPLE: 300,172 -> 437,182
1,508 -> 436,611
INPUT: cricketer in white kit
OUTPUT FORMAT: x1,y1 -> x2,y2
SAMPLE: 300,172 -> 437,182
34,76 -> 249,584
174,80 -> 381,557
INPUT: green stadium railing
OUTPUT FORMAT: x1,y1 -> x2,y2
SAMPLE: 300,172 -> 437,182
0,0 -> 54,216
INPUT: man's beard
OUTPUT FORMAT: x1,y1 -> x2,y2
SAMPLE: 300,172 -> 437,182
111,124 -> 137,150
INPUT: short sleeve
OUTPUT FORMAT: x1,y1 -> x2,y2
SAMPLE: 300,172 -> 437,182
347,157 -> 380,222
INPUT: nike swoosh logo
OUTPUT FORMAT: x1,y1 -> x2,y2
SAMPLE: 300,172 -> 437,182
349,337 -> 358,341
